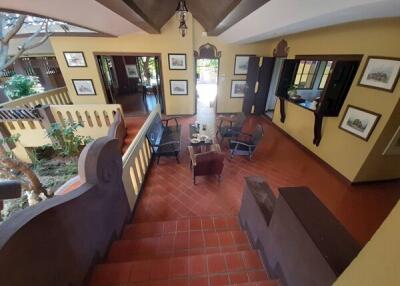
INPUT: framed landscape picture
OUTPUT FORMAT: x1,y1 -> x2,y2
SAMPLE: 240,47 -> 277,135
170,80 -> 188,95
168,54 -> 187,70
125,65 -> 139,78
339,105 -> 381,141
234,55 -> 253,75
72,79 -> 96,96
63,52 -> 87,67
358,56 -> 400,92
383,126 -> 400,156
230,80 -> 247,98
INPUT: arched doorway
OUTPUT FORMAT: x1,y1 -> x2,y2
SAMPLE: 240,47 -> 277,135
194,43 -> 221,115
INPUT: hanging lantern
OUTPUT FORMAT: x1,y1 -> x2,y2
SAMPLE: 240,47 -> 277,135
176,1 -> 189,37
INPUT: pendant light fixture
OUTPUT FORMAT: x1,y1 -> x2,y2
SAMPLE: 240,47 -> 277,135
176,0 -> 189,37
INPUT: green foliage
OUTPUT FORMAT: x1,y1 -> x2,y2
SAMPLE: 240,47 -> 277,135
2,74 -> 44,100
46,121 -> 93,157
0,134 -> 20,158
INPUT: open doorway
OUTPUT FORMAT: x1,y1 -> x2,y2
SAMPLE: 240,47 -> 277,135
96,54 -> 163,116
196,58 -> 219,114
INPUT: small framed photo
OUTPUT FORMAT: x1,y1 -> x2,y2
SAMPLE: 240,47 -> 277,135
339,105 -> 381,141
63,52 -> 87,67
169,54 -> 187,70
170,80 -> 188,96
234,55 -> 254,75
72,79 -> 96,96
358,56 -> 400,92
383,126 -> 400,156
230,80 -> 247,98
125,65 -> 139,78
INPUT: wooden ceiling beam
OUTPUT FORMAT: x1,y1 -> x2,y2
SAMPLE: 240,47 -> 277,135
95,0 -> 160,34
208,0 -> 270,36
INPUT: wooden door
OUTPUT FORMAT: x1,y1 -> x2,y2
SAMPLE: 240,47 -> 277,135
276,59 -> 300,98
242,56 -> 260,115
317,60 -> 359,116
254,57 -> 276,115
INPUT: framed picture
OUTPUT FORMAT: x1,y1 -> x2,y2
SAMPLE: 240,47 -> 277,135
230,80 -> 247,98
63,52 -> 87,67
358,56 -> 400,92
170,80 -> 188,95
125,65 -> 139,78
234,55 -> 254,75
383,126 -> 400,156
339,105 -> 381,141
168,54 -> 187,70
72,79 -> 96,96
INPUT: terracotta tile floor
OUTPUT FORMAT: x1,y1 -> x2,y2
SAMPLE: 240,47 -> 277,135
133,115 -> 400,246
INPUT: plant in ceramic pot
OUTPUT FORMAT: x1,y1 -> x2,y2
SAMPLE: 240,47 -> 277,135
287,85 -> 298,98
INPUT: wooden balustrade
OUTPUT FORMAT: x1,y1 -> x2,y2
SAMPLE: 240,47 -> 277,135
121,105 -> 160,209
1,87 -> 71,109
50,104 -> 123,141
2,104 -> 123,149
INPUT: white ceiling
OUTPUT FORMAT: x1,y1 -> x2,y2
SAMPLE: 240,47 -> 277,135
0,0 -> 143,36
219,0 -> 400,44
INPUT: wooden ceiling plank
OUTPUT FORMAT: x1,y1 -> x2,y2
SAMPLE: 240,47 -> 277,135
208,0 -> 271,36
95,0 -> 160,34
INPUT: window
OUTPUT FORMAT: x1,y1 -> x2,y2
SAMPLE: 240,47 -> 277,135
318,61 -> 333,89
294,60 -> 319,89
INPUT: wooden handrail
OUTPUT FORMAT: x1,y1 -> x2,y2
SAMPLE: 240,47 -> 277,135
121,105 -> 160,209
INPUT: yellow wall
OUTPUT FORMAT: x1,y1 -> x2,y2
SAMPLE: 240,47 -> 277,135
50,15 -> 274,115
270,18 -> 400,182
51,15 -> 196,115
51,16 -> 400,182
333,201 -> 400,286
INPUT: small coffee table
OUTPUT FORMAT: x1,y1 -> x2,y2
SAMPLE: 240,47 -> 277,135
189,124 -> 214,150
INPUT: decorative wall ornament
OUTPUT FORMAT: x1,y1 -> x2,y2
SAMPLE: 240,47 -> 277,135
339,105 -> 381,141
358,56 -> 400,92
170,80 -> 188,95
231,80 -> 247,98
63,52 -> 87,67
234,55 -> 254,75
194,43 -> 221,59
168,54 -> 187,70
273,40 -> 289,58
125,65 -> 139,78
72,79 -> 96,96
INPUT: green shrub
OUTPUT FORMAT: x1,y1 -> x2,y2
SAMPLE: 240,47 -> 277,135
46,122 -> 93,157
2,74 -> 44,100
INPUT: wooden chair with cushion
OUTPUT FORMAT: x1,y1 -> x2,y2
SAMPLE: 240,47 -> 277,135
188,144 -> 224,185
229,124 -> 264,160
216,112 -> 246,144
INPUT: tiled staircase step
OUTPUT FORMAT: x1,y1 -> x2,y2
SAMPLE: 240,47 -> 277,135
107,230 -> 251,262
90,250 -> 267,286
124,216 -> 241,239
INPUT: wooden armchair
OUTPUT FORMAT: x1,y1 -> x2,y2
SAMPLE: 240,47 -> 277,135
188,144 -> 224,185
216,112 -> 246,144
229,124 -> 264,160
